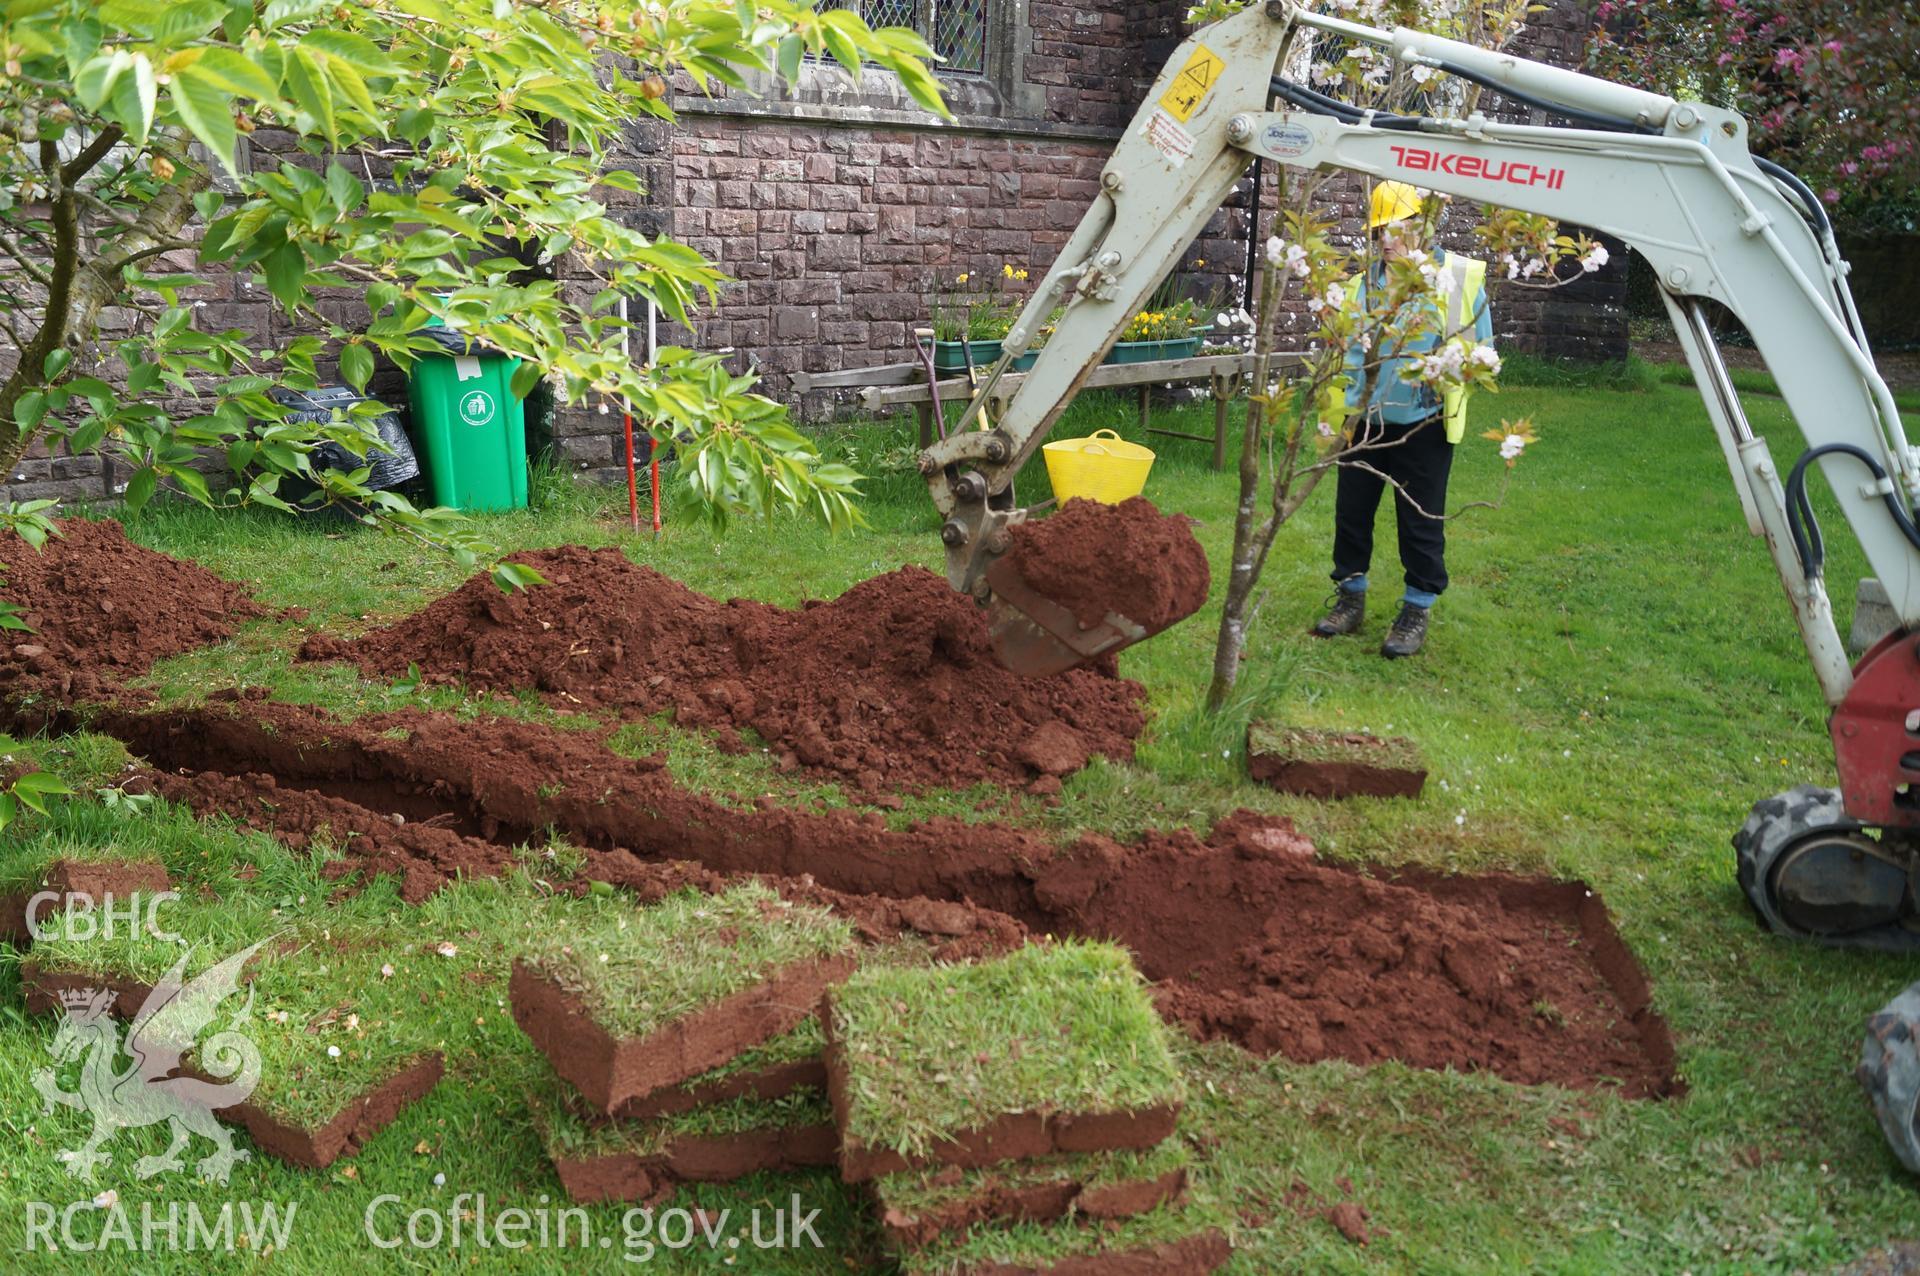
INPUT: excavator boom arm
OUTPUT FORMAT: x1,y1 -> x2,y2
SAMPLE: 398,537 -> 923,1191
923,1 -> 1914,715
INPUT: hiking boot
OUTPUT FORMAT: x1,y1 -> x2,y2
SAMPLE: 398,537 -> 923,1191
1381,602 -> 1429,658
1312,591 -> 1366,637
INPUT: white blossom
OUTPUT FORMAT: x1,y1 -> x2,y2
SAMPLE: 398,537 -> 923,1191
1580,243 -> 1610,273
1520,256 -> 1544,279
1264,236 -> 1286,267
1304,281 -> 1345,316
1419,342 -> 1467,382
1410,63 -> 1434,83
1468,344 -> 1501,374
1284,243 -> 1310,278
1499,432 -> 1528,460
1317,421 -> 1335,438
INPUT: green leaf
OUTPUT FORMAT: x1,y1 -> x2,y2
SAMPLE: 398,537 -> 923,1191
73,50 -> 132,112
323,54 -> 383,130
123,466 -> 157,512
394,106 -> 433,144
777,33 -> 803,83
13,771 -> 71,798
821,25 -> 862,79
339,342 -> 374,392
14,391 -> 47,431
171,63 -> 240,173
491,561 -> 547,593
324,162 -> 364,217
67,416 -> 109,454
285,47 -> 336,141
262,241 -> 305,308
119,52 -> 158,145
508,360 -> 543,401
41,348 -> 71,380
164,464 -> 214,505
188,46 -> 281,101
302,29 -> 401,74
153,0 -> 226,42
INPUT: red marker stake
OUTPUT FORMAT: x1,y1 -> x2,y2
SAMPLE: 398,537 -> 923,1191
622,408 -> 640,533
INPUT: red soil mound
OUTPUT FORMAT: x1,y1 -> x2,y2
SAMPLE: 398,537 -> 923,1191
299,547 -> 1145,791
999,497 -> 1209,630
0,519 -> 266,700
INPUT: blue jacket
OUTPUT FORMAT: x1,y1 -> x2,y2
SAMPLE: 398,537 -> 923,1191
1343,248 -> 1493,430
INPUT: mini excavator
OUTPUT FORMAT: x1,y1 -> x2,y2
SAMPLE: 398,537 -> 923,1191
916,0 -> 1920,1174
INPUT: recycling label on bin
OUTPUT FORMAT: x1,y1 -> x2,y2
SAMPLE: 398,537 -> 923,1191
458,389 -> 496,427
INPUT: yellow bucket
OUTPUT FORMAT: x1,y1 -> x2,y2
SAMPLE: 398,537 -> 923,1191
1042,429 -> 1155,505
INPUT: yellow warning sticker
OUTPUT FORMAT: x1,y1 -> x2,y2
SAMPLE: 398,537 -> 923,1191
1159,43 -> 1225,122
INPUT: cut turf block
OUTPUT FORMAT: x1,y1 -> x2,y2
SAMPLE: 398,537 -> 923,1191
201,1052 -> 444,1170
530,1073 -> 837,1204
874,1139 -> 1192,1249
1245,722 -> 1427,800
895,1193 -> 1231,1276
825,941 -> 1185,1182
614,1015 -> 827,1120
510,881 -> 857,1114
0,857 -> 171,944
18,962 -> 442,1169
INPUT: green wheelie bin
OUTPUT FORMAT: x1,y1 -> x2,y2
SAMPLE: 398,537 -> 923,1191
407,325 -> 528,511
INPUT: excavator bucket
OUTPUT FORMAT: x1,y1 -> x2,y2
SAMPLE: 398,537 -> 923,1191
982,555 -> 1155,677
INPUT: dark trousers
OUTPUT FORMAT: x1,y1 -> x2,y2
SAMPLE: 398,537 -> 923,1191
1330,411 -> 1453,598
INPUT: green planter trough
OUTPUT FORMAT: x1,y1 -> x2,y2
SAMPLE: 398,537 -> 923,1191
932,339 -> 1004,371
1104,336 -> 1201,365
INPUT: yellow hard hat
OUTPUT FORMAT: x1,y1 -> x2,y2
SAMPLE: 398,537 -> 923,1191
1368,180 -> 1424,230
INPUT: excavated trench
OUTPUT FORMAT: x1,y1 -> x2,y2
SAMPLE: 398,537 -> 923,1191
75,698 -> 1680,1100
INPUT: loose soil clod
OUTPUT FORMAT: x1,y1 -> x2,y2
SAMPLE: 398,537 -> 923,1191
1245,723 -> 1427,800
0,518 -> 268,702
299,548 -> 1146,791
997,498 -> 1210,632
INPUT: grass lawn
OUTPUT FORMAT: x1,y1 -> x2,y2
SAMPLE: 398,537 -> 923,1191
0,359 -> 1915,1271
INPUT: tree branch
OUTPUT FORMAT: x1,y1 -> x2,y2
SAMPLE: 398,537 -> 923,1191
60,125 -> 124,186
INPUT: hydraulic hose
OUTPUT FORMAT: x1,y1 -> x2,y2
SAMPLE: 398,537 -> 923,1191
1783,443 -> 1920,581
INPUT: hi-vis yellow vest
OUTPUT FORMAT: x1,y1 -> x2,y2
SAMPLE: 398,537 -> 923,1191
1440,254 -> 1489,444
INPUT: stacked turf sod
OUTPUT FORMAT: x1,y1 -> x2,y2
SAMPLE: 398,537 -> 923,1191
825,940 -> 1231,1274
510,880 -> 861,1202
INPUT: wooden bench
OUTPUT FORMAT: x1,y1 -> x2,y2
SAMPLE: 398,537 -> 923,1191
793,351 -> 1300,471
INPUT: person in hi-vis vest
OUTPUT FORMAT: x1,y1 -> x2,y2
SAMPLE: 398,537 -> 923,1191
1311,180 -> 1492,659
